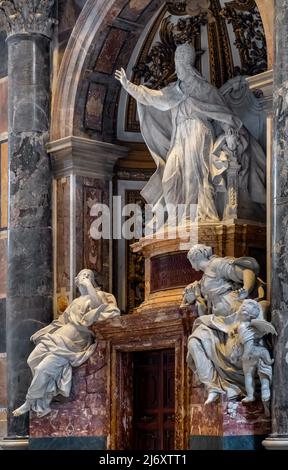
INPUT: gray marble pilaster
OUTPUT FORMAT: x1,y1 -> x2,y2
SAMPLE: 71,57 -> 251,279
0,1 -> 56,437
264,0 -> 288,449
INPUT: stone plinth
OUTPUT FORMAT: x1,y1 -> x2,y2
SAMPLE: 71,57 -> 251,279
29,308 -> 195,450
28,305 -> 271,450
132,220 -> 266,313
29,341 -> 108,450
189,388 -> 271,450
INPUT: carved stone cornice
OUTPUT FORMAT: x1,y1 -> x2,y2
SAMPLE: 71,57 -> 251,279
47,136 -> 129,179
0,0 -> 56,39
246,69 -> 273,113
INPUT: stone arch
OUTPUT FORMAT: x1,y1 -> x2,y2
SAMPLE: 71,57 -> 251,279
51,0 -> 164,141
51,0 -> 125,141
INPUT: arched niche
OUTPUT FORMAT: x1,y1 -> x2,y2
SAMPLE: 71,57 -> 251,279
51,0 -> 274,143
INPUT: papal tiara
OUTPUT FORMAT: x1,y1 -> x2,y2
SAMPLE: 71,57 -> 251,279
174,43 -> 196,63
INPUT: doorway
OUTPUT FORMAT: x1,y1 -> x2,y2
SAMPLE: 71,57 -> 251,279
132,349 -> 175,450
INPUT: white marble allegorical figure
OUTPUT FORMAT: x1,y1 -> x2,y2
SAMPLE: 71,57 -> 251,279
13,269 -> 120,418
184,244 -> 265,404
115,43 -> 266,224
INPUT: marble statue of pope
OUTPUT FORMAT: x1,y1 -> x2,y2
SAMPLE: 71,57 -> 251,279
115,43 -> 266,223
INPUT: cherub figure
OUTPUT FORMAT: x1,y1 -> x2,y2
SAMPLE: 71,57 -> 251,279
233,299 -> 277,413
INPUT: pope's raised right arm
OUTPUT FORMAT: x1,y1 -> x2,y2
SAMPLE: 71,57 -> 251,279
115,68 -> 173,111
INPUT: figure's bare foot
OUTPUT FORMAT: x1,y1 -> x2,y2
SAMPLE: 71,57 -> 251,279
204,392 -> 220,405
12,401 -> 30,416
242,396 -> 255,403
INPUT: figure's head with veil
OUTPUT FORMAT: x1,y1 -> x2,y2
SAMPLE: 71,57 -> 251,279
75,269 -> 101,295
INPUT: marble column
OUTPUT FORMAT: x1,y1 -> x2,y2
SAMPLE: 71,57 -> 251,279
263,0 -> 288,450
0,2 -> 56,437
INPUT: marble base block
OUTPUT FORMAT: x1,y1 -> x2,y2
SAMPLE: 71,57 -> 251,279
29,341 -> 109,441
189,391 -> 271,450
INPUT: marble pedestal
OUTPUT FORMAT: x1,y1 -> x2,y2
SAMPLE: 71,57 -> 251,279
28,305 -> 271,451
132,220 -> 266,314
28,308 -> 194,450
28,220 -> 268,450
189,392 -> 271,450
131,220 -> 269,450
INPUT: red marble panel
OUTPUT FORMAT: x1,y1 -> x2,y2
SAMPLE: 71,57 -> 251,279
82,178 -> 110,291
56,178 -> 70,291
84,186 -> 103,273
0,407 -> 7,438
190,382 -> 206,405
0,79 -> 8,134
190,395 -> 271,437
0,237 -> 7,298
84,83 -> 106,132
150,252 -> 202,293
30,341 -> 108,438
190,402 -> 223,436
88,413 -> 107,435
223,401 -> 271,436
119,0 -> 152,21
86,369 -> 106,395
86,345 -> 106,374
95,28 -> 128,74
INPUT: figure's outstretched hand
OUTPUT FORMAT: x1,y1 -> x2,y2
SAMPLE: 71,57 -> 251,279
115,68 -> 128,89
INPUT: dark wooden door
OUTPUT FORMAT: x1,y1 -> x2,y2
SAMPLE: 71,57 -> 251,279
133,349 -> 175,450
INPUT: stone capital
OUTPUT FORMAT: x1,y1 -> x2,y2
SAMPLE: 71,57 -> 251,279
0,0 -> 56,39
47,136 -> 129,180
246,69 -> 273,113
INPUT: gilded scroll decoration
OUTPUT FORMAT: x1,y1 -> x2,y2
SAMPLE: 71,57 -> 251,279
220,0 -> 267,76
133,14 -> 207,89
